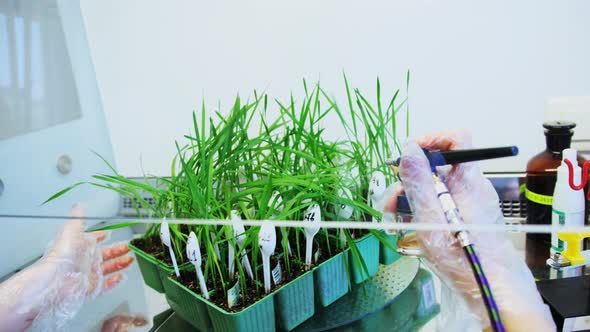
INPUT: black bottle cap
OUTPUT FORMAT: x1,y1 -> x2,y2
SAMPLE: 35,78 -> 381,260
543,121 -> 576,135
397,195 -> 412,215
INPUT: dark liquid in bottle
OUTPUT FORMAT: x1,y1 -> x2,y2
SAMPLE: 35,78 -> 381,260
525,171 -> 558,267
524,122 -> 586,268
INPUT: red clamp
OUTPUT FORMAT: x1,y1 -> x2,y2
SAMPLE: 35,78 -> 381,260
563,159 -> 590,200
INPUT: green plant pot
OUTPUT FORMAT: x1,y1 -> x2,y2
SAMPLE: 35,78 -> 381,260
206,291 -> 276,332
274,269 -> 315,331
128,243 -> 166,293
314,250 -> 349,307
379,233 -> 401,265
165,275 -> 213,331
128,243 -> 189,294
348,234 -> 380,284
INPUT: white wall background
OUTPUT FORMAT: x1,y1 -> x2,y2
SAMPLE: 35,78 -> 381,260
79,0 -> 590,176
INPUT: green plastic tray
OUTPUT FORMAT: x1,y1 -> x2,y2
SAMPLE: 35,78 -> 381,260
379,233 -> 400,265
274,269 -> 315,331
129,243 -> 166,293
349,234 -> 380,284
128,243 -> 190,293
165,275 -> 213,331
314,250 -> 350,307
206,290 -> 276,332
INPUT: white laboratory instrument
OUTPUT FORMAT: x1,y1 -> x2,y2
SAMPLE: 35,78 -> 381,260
0,0 -> 118,276
0,0 -> 149,330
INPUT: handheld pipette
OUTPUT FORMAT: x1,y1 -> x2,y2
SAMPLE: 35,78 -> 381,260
387,146 -> 518,332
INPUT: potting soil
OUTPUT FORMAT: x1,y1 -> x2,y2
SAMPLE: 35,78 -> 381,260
287,230 -> 344,268
173,256 -> 309,313
130,236 -> 176,266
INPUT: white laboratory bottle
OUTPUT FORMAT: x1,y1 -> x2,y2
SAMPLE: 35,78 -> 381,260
550,148 -> 585,256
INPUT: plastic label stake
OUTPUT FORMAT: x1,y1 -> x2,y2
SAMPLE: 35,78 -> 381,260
259,222 -> 276,294
336,188 -> 353,248
232,213 -> 254,280
270,191 -> 293,256
339,229 -> 348,249
160,220 -> 180,277
335,188 -> 354,219
186,231 -> 209,299
227,280 -> 240,308
303,204 -> 322,269
272,261 -> 282,285
210,232 -> 221,260
228,215 -> 236,280
368,171 -> 386,222
314,245 -> 321,264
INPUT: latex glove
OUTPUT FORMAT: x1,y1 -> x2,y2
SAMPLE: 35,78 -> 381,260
386,130 -> 555,331
0,205 -> 134,332
101,314 -> 148,332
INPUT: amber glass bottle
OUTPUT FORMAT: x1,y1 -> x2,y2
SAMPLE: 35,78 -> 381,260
525,121 -> 586,267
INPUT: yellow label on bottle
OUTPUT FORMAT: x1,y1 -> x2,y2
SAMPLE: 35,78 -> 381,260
525,187 -> 553,206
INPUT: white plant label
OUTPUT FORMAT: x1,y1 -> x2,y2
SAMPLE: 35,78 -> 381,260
335,188 -> 354,219
303,204 -> 321,269
269,192 -> 292,256
227,281 -> 241,308
160,220 -> 180,277
186,232 -> 209,299
186,231 -> 201,265
369,171 -> 386,198
314,246 -> 321,264
258,222 -> 277,294
241,252 -> 255,281
210,232 -> 221,260
369,171 -> 387,222
272,261 -> 282,286
340,229 -> 347,249
159,220 -> 171,247
232,216 -> 254,280
227,212 -> 238,279
230,210 -> 241,221
303,203 -> 321,223
228,239 -> 235,280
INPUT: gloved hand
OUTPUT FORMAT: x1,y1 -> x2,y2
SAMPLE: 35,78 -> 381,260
385,130 -> 555,331
101,314 -> 148,332
0,205 -> 134,332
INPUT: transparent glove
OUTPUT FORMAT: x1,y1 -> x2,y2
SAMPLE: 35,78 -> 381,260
386,130 -> 555,331
0,205 -> 134,332
100,314 -> 148,332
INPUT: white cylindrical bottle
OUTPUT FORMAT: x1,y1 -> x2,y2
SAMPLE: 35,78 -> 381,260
551,148 -> 585,256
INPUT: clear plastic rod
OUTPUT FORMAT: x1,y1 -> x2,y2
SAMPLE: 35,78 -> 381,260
0,214 -> 586,234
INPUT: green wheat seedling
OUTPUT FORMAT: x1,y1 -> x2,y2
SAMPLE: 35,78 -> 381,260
45,73 -> 409,308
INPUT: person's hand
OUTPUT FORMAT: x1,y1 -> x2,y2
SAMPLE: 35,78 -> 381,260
0,205 -> 134,332
101,314 -> 148,332
385,130 -> 555,331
